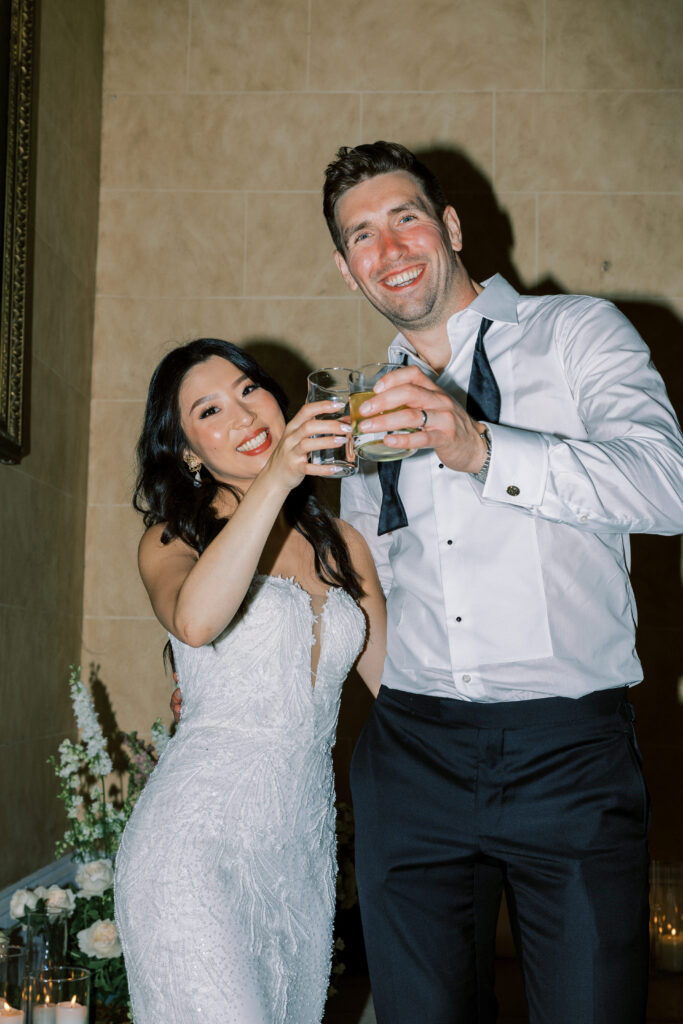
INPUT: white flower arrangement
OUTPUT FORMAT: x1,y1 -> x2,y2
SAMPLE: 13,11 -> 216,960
38,884 -> 76,918
9,887 -> 38,920
9,885 -> 76,922
19,664 -> 173,1019
47,667 -> 169,862
77,919 -> 122,960
74,859 -> 115,899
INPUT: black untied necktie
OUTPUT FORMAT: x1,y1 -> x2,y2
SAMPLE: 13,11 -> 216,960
377,317 -> 499,535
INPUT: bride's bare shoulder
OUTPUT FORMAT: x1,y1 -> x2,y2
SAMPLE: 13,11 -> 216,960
138,523 -> 197,577
334,519 -> 374,568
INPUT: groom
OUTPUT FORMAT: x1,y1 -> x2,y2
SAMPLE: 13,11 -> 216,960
323,141 -> 683,1024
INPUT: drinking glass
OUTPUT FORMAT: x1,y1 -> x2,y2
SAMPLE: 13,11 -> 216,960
349,363 -> 417,462
0,944 -> 27,1020
306,368 -> 357,477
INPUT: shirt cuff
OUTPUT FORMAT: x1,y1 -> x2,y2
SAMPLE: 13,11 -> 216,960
479,422 -> 549,508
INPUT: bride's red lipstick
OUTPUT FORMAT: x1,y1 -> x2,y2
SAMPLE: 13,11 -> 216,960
236,428 -> 272,456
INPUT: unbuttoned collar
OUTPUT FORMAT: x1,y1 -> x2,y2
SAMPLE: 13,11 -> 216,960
467,273 -> 520,325
388,274 -> 520,366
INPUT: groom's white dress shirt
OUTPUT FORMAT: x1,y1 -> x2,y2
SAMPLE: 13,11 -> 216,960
341,275 -> 683,702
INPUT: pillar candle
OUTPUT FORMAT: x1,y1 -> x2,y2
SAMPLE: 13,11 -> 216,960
32,1005 -> 56,1024
658,933 -> 683,972
0,1004 -> 24,1022
54,1001 -> 86,1023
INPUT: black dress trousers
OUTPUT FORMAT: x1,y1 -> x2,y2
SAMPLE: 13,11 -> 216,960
350,685 -> 650,1024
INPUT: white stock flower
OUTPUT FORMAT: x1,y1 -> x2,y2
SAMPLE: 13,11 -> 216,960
75,859 -> 114,898
9,888 -> 38,920
77,919 -> 122,959
68,670 -> 112,777
66,795 -> 84,820
56,739 -> 83,779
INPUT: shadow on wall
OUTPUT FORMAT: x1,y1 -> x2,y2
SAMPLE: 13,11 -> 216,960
88,663 -> 176,808
242,339 -> 314,412
242,338 -> 345,516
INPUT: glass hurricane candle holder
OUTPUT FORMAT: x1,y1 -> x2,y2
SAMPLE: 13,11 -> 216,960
651,861 -> 683,973
28,968 -> 90,1024
0,944 -> 27,1021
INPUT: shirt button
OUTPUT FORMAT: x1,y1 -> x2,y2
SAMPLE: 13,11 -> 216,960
579,514 -> 588,522
447,539 -> 453,545
438,463 -> 444,469
455,616 -> 462,623
507,485 -> 520,496
462,674 -> 471,683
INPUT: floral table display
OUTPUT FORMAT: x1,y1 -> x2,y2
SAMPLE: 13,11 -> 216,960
11,668 -> 170,1023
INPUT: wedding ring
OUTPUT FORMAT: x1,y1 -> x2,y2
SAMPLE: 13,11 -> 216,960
420,409 -> 428,427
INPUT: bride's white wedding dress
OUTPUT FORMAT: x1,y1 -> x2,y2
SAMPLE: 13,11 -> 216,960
114,575 -> 365,1024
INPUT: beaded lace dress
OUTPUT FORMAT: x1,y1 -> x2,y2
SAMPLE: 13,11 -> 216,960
114,575 -> 365,1024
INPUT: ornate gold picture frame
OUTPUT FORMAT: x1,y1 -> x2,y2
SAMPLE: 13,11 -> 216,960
0,0 -> 36,464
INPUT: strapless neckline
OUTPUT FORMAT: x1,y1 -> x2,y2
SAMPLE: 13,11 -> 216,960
252,574 -> 348,687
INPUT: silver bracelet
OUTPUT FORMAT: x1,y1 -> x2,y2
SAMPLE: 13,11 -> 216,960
471,427 -> 492,484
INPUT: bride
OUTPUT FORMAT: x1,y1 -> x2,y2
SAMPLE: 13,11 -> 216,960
114,338 -> 386,1023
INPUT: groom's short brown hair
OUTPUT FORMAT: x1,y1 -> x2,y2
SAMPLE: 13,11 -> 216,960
322,141 -> 448,253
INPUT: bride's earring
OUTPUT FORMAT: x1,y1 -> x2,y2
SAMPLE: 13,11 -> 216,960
184,453 -> 203,487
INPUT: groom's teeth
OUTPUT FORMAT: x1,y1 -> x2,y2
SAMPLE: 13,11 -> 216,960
385,268 -> 422,287
237,430 -> 268,452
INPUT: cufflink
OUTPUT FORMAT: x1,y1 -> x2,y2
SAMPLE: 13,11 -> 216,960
506,485 -> 520,496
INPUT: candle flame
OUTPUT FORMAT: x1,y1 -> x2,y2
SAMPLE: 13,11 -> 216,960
2,1002 -> 10,1011
70,995 -> 78,1006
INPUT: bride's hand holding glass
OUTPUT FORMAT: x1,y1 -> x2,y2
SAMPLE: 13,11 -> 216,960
263,398 -> 352,491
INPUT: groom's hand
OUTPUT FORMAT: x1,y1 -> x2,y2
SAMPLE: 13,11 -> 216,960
356,365 -> 487,474
170,673 -> 182,724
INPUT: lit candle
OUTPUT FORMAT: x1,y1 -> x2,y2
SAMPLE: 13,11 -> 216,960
0,1001 -> 24,1022
32,998 -> 56,1024
657,931 -> 683,972
54,998 -> 86,1023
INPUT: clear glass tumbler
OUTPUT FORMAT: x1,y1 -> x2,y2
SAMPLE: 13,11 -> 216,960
306,367 -> 357,478
349,363 -> 417,462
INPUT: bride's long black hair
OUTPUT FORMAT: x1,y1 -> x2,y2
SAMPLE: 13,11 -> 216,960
133,338 -> 363,601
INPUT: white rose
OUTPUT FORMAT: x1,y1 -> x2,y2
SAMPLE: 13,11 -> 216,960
75,859 -> 114,898
9,888 -> 37,920
43,885 -> 76,918
77,919 -> 122,959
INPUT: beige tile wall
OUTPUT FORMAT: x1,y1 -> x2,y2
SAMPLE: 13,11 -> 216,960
0,0 -> 104,888
86,0 -> 682,840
